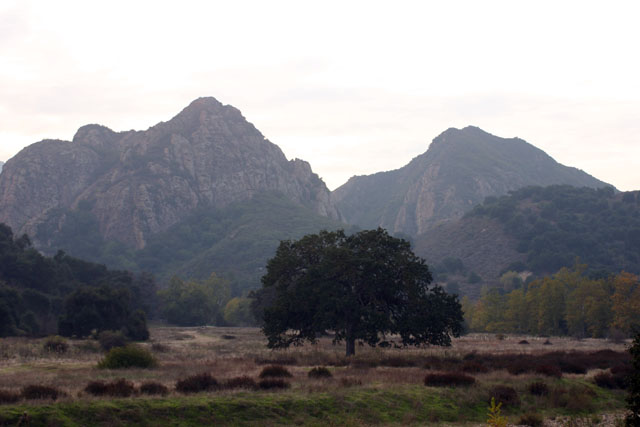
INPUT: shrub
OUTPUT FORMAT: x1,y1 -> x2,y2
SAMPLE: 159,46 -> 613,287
489,386 -> 520,407
175,373 -> 219,394
308,366 -> 332,379
528,381 -> 549,396
558,359 -> 587,374
534,364 -> 562,378
379,356 -> 417,367
0,389 -> 20,404
258,379 -> 290,390
21,385 -> 63,400
507,362 -> 530,375
98,330 -> 128,351
594,372 -> 625,389
518,413 -> 543,426
221,334 -> 236,340
518,340 -> 529,345
84,380 -> 109,396
224,376 -> 258,390
84,379 -> 136,397
97,344 -> 157,369
424,372 -> 475,387
259,365 -> 292,378
139,382 -> 169,396
543,339 -> 552,345
43,336 -> 68,354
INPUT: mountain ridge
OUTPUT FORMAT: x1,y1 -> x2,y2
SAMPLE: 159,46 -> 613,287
0,97 -> 341,250
332,126 -> 610,237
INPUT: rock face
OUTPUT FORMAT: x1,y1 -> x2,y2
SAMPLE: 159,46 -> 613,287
332,126 -> 610,236
0,161 -> 3,174
0,97 -> 341,249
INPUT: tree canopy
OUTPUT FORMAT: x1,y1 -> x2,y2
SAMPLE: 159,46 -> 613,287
254,228 -> 463,356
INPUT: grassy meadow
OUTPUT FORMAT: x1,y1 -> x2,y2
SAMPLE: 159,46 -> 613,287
0,327 -> 632,426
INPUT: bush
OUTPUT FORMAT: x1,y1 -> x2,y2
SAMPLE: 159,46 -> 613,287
97,344 -> 157,369
84,379 -> 136,397
259,365 -> 292,378
139,382 -> 169,396
258,379 -> 290,390
489,385 -> 520,407
98,330 -> 128,351
43,336 -> 68,354
518,340 -> 529,345
308,367 -> 332,379
424,372 -> 475,387
534,364 -> 562,378
339,377 -> 362,388
224,376 -> 258,390
0,389 -> 21,404
518,413 -> 543,426
528,381 -> 549,396
175,373 -> 219,394
558,359 -> 587,374
594,372 -> 626,389
21,385 -> 63,400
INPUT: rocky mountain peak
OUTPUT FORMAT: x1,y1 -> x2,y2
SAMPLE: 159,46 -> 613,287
0,98 -> 341,249
333,126 -> 610,237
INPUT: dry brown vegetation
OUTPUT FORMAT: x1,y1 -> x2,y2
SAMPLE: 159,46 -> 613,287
0,327 -> 632,425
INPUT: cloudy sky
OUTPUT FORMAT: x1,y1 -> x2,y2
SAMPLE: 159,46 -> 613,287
1,1 -> 639,190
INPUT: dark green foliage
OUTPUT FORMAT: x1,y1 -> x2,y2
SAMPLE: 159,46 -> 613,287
58,286 -> 149,340
256,228 -> 463,357
259,365 -> 292,378
489,385 -> 520,407
528,381 -> 549,396
469,186 -> 640,276
97,344 -> 157,369
98,330 -> 128,351
308,367 -> 333,379
424,372 -> 475,387
223,376 -> 258,390
257,378 -> 290,390
0,223 -> 157,338
139,382 -> 169,396
626,333 -> 640,426
158,274 -> 230,326
594,372 -> 625,389
175,373 -> 219,394
42,335 -> 69,354
21,385 -> 63,400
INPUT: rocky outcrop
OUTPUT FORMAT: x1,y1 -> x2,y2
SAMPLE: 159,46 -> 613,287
0,97 -> 341,249
333,126 -> 610,236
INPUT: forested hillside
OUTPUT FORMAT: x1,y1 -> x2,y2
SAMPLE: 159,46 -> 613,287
0,223 -> 155,337
36,191 -> 350,294
415,186 -> 640,293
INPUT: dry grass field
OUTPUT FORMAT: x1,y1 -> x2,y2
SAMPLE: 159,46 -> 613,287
0,327 -> 632,426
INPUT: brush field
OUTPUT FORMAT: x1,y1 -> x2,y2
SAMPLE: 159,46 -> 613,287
0,327 -> 632,426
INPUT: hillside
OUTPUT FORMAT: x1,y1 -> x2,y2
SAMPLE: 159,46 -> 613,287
0,160 -> 3,173
0,98 -> 348,290
414,186 -> 640,294
0,97 -> 341,250
333,126 -> 610,237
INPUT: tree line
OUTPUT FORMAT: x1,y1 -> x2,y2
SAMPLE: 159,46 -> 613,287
463,264 -> 640,337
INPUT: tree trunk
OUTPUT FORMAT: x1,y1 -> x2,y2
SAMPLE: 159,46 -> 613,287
346,336 -> 355,357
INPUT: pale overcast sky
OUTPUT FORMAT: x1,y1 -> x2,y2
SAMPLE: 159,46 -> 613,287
1,1 -> 639,190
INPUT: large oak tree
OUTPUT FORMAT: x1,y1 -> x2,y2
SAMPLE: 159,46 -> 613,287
255,228 -> 463,356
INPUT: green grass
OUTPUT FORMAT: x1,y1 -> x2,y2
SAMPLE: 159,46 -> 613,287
0,382 -> 626,426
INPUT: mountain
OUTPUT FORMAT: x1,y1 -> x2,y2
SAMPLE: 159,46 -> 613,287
0,161 -> 3,173
332,126 -> 610,237
0,97 -> 341,250
0,98 -> 346,291
414,186 -> 640,296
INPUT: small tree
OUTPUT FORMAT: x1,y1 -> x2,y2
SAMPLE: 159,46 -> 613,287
254,229 -> 463,357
